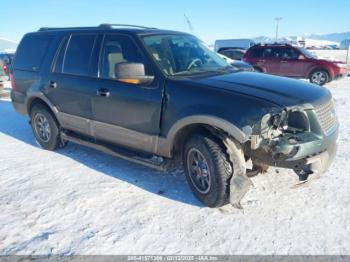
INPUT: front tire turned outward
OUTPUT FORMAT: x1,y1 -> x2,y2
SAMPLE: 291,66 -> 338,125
30,104 -> 61,151
183,134 -> 233,207
309,69 -> 329,86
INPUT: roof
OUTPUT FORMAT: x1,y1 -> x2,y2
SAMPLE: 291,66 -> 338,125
250,43 -> 294,48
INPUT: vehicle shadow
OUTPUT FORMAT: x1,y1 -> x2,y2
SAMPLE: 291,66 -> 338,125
0,99 -> 202,207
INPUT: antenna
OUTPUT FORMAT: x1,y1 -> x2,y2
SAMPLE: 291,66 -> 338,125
184,14 -> 194,32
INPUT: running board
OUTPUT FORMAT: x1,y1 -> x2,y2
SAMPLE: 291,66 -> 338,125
60,132 -> 173,172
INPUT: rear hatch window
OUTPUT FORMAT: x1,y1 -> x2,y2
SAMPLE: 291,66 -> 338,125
14,34 -> 53,72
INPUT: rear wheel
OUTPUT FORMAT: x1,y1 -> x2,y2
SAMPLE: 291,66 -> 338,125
253,67 -> 263,73
183,134 -> 233,207
30,104 -> 61,151
309,69 -> 329,86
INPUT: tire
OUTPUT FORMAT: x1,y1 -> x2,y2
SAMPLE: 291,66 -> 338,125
309,69 -> 329,86
183,134 -> 233,207
30,104 -> 61,151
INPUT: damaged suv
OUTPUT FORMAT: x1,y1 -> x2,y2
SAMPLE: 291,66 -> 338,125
11,25 -> 338,208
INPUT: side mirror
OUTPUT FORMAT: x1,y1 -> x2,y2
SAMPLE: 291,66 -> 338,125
115,62 -> 154,85
298,54 -> 305,60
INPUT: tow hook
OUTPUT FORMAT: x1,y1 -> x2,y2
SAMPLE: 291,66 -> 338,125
223,137 -> 252,209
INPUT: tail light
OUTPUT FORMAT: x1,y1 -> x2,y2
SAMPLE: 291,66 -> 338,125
9,73 -> 16,90
3,64 -> 8,74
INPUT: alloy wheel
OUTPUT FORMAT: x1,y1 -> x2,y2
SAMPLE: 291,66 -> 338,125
186,148 -> 211,194
34,113 -> 51,142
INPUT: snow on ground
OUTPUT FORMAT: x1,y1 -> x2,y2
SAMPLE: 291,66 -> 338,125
0,77 -> 349,255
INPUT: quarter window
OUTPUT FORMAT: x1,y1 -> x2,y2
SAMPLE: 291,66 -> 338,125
249,48 -> 263,58
14,34 -> 52,71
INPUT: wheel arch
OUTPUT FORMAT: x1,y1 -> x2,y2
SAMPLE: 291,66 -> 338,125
157,115 -> 247,158
253,66 -> 264,73
27,95 -> 60,126
308,67 -> 331,79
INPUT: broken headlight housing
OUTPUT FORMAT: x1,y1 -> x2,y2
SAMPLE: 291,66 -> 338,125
263,109 -> 310,138
286,110 -> 310,133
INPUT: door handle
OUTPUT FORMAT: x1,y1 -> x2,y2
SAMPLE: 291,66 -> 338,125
97,88 -> 110,97
281,60 -> 288,64
49,81 -> 57,88
258,59 -> 265,63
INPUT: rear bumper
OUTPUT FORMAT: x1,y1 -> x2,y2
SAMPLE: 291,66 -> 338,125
11,90 -> 27,115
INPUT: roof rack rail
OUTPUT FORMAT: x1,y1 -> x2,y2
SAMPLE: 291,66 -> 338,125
98,24 -> 157,29
38,26 -> 98,31
38,24 -> 157,32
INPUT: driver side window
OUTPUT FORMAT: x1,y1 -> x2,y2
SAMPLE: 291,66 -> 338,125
100,34 -> 151,79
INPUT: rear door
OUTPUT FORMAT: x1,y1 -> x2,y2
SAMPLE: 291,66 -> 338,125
262,47 -> 281,74
46,33 -> 99,135
91,33 -> 163,152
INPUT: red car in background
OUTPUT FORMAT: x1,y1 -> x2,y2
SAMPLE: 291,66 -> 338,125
243,43 -> 349,85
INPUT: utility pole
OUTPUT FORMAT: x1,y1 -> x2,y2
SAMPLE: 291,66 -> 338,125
274,17 -> 283,42
347,42 -> 350,65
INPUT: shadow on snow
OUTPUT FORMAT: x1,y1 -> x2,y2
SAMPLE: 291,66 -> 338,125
0,99 -> 202,207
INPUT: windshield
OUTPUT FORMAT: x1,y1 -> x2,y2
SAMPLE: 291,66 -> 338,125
142,34 -> 232,76
297,47 -> 317,59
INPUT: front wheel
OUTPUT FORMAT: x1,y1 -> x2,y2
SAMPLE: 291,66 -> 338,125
309,70 -> 329,86
183,134 -> 233,207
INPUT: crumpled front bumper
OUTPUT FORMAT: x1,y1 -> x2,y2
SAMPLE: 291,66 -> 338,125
305,137 -> 338,176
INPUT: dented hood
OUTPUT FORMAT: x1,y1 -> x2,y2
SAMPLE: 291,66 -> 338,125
193,72 -> 330,108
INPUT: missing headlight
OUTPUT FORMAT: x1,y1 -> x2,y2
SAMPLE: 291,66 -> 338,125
287,111 -> 310,132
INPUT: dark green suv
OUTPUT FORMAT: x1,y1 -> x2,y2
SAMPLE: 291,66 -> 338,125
10,24 -> 338,208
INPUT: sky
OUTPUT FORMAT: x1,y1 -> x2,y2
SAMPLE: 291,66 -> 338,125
1,0 -> 350,44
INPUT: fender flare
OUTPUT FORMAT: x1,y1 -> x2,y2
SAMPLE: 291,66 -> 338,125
25,92 -> 59,116
156,115 -> 247,158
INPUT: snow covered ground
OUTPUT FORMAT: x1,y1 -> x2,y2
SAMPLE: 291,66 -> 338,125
0,77 -> 349,255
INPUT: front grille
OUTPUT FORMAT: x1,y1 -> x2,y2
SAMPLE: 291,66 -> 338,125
314,99 -> 338,135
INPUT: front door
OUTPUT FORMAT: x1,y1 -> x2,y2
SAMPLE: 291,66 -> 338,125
91,34 -> 163,152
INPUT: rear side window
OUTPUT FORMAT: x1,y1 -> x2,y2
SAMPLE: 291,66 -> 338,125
57,34 -> 97,76
14,34 -> 52,71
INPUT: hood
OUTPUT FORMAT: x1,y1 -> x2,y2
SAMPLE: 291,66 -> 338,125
192,72 -> 330,108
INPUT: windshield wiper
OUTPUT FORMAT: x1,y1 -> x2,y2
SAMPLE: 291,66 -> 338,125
172,66 -> 236,76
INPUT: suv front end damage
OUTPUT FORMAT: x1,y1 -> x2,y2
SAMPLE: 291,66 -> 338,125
247,96 -> 339,181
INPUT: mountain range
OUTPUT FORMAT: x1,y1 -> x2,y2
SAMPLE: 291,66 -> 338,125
0,38 -> 17,52
253,31 -> 350,44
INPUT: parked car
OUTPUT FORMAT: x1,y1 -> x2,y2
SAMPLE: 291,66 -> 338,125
11,25 -> 338,208
0,52 -> 15,79
243,43 -> 349,86
217,53 -> 254,72
214,39 -> 255,52
218,48 -> 246,60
